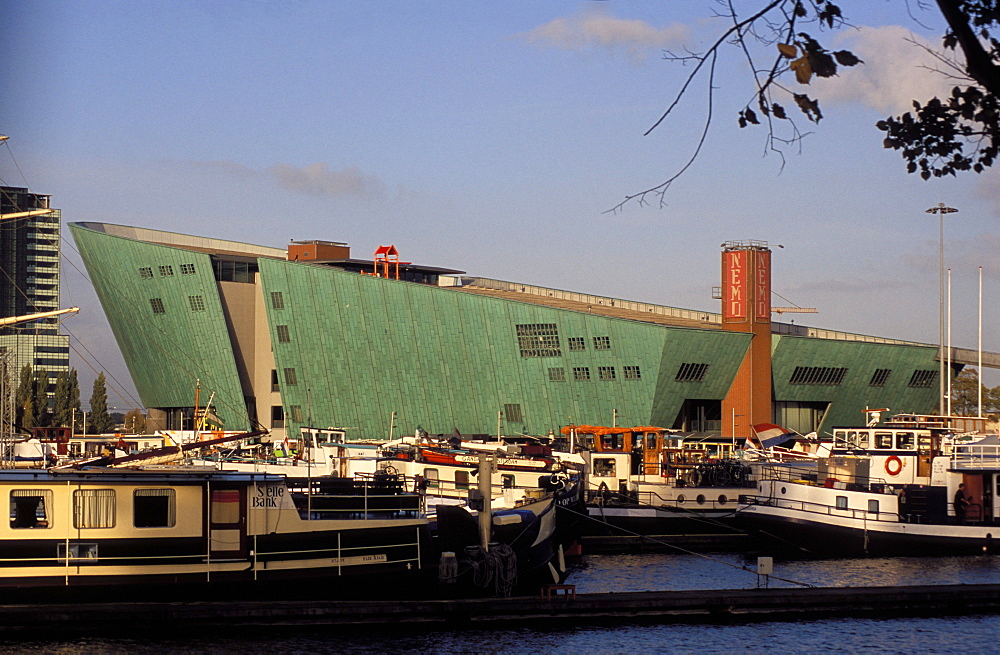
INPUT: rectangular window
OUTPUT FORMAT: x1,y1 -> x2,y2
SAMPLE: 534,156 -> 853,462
150,298 -> 165,314
568,337 -> 586,351
548,367 -> 565,382
423,468 -> 439,489
10,489 -> 52,529
835,496 -> 848,510
180,263 -> 196,275
283,368 -> 297,385
134,489 -> 176,528
271,291 -> 285,309
593,336 -> 611,350
188,295 -> 206,312
598,366 -> 616,381
276,325 -> 290,343
139,267 -> 153,279
289,405 -> 304,422
158,265 -> 174,277
271,369 -> 279,392
789,366 -> 848,385
211,490 -> 241,524
455,470 -> 470,491
516,324 -> 561,357
676,363 -> 710,382
624,366 -> 642,380
870,369 -> 892,387
73,489 -> 116,529
271,405 -> 284,428
908,370 -> 938,388
593,457 -> 616,477
573,367 -> 591,381
868,499 -> 880,514
503,403 -> 523,423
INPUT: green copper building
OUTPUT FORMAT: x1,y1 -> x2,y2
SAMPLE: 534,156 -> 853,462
70,222 -> 968,441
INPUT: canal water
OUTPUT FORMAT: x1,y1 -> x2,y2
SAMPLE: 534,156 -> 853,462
5,552 -> 1000,653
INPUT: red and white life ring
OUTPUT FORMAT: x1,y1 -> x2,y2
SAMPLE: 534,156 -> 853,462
885,455 -> 903,476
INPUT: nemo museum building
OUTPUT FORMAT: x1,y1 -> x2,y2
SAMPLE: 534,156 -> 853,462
70,222 -> 992,441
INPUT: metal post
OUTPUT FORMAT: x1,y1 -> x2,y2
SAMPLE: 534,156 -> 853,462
925,203 -> 958,413
947,268 -> 952,416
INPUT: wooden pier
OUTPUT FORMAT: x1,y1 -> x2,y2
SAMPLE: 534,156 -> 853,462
4,583 -> 1000,637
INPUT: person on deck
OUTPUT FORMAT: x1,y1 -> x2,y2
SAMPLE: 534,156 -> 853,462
954,483 -> 970,522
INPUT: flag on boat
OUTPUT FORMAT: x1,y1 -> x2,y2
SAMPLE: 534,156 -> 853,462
751,423 -> 798,449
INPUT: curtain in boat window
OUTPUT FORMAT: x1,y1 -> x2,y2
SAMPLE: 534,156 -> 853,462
73,489 -> 116,528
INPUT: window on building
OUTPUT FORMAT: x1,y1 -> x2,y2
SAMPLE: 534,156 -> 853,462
548,367 -> 565,382
515,324 -> 561,357
573,367 -> 591,381
134,489 -> 176,528
73,489 -> 116,528
870,369 -> 892,387
276,325 -> 290,343
789,366 -> 848,385
270,405 -> 284,428
676,363 -> 709,382
598,366 -> 616,381
271,291 -> 285,309
10,490 -> 52,529
503,403 -> 523,423
568,337 -> 586,351
908,370 -> 938,388
139,267 -> 153,279
289,405 -> 303,422
271,369 -> 279,392
180,263 -> 196,275
593,336 -> 611,350
158,265 -> 174,277
188,295 -> 206,312
283,368 -> 297,385
149,298 -> 165,314
624,366 -> 641,380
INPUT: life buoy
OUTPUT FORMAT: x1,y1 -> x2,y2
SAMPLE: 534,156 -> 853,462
885,455 -> 903,476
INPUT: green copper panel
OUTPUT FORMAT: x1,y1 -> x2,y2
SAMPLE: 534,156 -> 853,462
772,334 -> 943,433
69,224 -> 249,430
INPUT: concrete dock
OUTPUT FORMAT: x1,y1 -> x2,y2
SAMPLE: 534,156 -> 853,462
4,583 -> 1000,637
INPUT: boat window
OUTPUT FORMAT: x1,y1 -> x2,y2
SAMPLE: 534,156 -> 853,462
455,471 -> 469,491
846,431 -> 858,448
10,490 -> 52,529
423,468 -> 439,489
134,489 -> 176,528
73,489 -> 117,529
874,432 -> 893,449
857,431 -> 870,449
645,433 -> 658,451
868,499 -> 879,514
835,496 -> 848,510
834,430 -> 848,448
896,432 -> 915,450
593,457 -> 616,477
501,474 -> 515,489
601,433 -> 624,451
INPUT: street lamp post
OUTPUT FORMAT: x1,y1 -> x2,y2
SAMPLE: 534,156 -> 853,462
925,203 -> 958,414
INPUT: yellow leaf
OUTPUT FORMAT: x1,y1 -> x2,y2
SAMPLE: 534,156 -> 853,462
790,56 -> 812,84
777,43 -> 797,58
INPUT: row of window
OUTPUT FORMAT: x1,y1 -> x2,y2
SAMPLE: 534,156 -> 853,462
10,488 -> 175,530
790,367 -> 939,388
548,365 -> 642,382
149,296 -> 207,314
517,324 -> 615,358
139,264 -> 197,279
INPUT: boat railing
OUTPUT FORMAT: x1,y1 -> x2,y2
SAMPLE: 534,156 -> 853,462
754,463 -> 891,492
950,443 -> 1000,470
740,494 -> 901,523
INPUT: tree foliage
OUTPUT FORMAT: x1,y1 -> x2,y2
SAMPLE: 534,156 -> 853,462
619,0 -> 1000,208
88,372 -> 115,434
123,408 -> 147,434
951,368 -> 1000,417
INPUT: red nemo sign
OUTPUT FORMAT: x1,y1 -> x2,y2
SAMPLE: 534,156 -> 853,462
755,249 -> 771,320
723,251 -> 746,319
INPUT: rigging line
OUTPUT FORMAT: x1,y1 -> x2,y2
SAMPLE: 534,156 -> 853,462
559,503 -> 814,588
0,140 -> 30,188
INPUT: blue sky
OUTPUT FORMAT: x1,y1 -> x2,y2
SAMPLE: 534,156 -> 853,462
2,1 -> 998,409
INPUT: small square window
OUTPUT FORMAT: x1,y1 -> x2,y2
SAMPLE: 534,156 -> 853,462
271,291 -> 285,309
276,325 -> 290,343
624,366 -> 641,380
158,265 -> 174,277
150,298 -> 165,314
568,337 -> 586,351
73,489 -> 116,529
548,367 -> 565,382
593,336 -> 611,350
598,366 -> 616,381
573,367 -> 591,381
139,267 -> 153,279
134,489 -> 176,528
283,368 -> 297,385
180,263 -> 196,275
10,490 -> 52,529
188,295 -> 206,312
289,405 -> 304,422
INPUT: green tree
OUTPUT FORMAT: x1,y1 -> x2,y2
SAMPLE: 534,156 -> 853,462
620,1 -> 1000,207
15,364 -> 33,428
123,408 -> 147,434
31,367 -> 51,428
68,368 -> 81,428
52,370 -> 72,427
950,368 -> 985,416
88,372 -> 115,434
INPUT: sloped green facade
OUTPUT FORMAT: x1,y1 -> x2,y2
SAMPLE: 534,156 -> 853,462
259,258 -> 752,437
772,335 -> 944,432
70,224 -> 250,430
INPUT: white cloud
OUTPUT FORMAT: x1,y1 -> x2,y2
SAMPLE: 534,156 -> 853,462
814,25 -> 961,115
267,163 -> 385,199
517,8 -> 690,62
